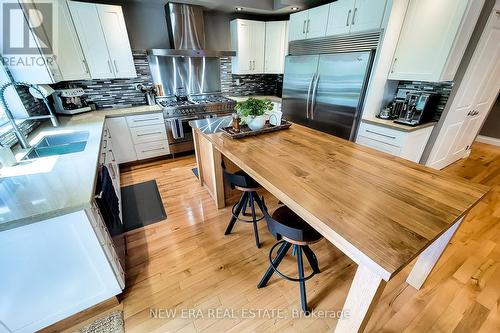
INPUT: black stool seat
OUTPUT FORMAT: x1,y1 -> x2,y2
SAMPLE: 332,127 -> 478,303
233,170 -> 260,189
258,198 -> 323,314
271,207 -> 322,244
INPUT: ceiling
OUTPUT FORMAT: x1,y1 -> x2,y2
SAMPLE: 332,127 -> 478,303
120,0 -> 331,14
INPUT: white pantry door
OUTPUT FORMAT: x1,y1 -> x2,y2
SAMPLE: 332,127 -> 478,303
427,3 -> 500,170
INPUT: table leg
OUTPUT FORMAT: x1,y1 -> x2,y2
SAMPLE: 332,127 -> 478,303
210,146 -> 225,209
192,129 -> 203,186
334,265 -> 387,333
406,218 -> 463,290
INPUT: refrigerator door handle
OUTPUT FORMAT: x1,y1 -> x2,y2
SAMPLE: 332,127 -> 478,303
310,74 -> 320,120
306,74 -> 316,119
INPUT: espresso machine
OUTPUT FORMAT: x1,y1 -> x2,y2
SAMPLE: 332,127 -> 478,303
394,92 -> 439,126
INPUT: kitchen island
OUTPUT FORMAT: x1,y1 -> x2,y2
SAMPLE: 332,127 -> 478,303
190,117 -> 489,333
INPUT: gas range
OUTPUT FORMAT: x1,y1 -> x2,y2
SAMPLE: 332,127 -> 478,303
157,94 -> 236,119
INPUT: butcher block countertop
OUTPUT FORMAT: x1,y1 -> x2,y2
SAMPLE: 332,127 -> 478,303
192,122 -> 489,280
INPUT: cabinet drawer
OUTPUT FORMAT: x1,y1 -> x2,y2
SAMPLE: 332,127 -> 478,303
135,141 -> 170,160
357,135 -> 402,157
358,122 -> 405,147
130,123 -> 167,144
126,113 -> 164,127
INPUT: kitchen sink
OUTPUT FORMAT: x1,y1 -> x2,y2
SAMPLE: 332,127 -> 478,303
34,131 -> 89,148
22,131 -> 89,160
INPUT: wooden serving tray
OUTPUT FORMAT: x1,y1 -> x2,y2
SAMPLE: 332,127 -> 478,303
221,120 -> 292,139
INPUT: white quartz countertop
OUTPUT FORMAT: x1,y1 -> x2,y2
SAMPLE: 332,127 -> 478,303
362,117 -> 437,132
226,95 -> 282,103
0,105 -> 161,231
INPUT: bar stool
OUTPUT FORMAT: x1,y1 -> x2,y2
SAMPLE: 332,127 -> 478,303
223,166 -> 265,248
258,198 -> 322,314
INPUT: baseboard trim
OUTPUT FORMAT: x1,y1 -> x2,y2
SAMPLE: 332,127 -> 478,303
476,135 -> 500,147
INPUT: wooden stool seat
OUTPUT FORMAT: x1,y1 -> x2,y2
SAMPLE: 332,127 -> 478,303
234,185 -> 261,192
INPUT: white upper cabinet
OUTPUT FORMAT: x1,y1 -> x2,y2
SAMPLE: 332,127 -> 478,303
327,0 -> 387,36
230,19 -> 266,74
388,0 -> 484,82
264,21 -> 288,74
306,5 -> 331,39
288,4 -> 330,41
68,1 -> 136,79
1,0 -> 90,84
97,5 -> 137,78
349,0 -> 388,33
68,1 -> 113,79
326,0 -> 355,36
288,10 -> 309,41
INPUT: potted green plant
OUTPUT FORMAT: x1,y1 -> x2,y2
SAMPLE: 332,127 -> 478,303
235,97 -> 274,131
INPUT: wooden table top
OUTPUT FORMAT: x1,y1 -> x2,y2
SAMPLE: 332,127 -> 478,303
195,124 -> 489,280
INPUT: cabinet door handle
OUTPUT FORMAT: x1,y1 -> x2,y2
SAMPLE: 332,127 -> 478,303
142,147 -> 165,153
253,60 -> 256,70
352,8 -> 357,25
108,163 -> 116,179
346,9 -> 351,26
133,117 -> 160,122
366,129 -> 396,139
303,20 -> 306,34
107,60 -> 113,73
82,59 -> 89,73
306,19 -> 310,33
249,60 -> 252,70
390,57 -> 398,73
137,131 -> 162,136
110,150 -> 116,162
113,60 -> 119,73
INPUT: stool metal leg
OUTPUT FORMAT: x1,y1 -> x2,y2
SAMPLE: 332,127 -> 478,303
225,192 -> 247,235
242,198 -> 249,216
253,195 -> 265,215
296,245 -> 309,314
303,246 -> 320,274
249,192 -> 260,248
258,241 -> 292,288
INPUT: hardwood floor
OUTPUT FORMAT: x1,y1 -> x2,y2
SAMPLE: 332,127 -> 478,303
57,143 -> 500,332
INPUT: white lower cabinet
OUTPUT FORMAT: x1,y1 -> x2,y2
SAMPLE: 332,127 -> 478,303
105,113 -> 170,164
356,121 -> 434,163
106,117 -> 138,163
135,141 -> 170,160
0,211 -> 122,333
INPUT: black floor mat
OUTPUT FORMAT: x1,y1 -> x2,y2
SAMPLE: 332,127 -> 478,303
121,180 -> 167,232
192,167 -> 199,179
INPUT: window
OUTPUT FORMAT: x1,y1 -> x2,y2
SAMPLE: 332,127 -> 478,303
0,66 -> 10,126
0,63 -> 28,127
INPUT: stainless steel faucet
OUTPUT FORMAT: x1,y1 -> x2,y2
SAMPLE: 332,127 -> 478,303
0,82 -> 59,149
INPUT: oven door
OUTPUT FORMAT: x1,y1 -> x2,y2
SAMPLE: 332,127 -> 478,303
165,117 -> 196,153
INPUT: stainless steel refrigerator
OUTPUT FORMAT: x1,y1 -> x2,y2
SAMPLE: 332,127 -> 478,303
282,51 -> 374,140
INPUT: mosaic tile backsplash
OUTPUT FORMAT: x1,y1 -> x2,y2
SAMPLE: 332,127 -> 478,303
53,50 -> 153,109
220,57 -> 282,96
396,80 -> 454,121
54,52 -> 281,109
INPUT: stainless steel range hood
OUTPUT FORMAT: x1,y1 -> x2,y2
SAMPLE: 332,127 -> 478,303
147,2 -> 235,57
